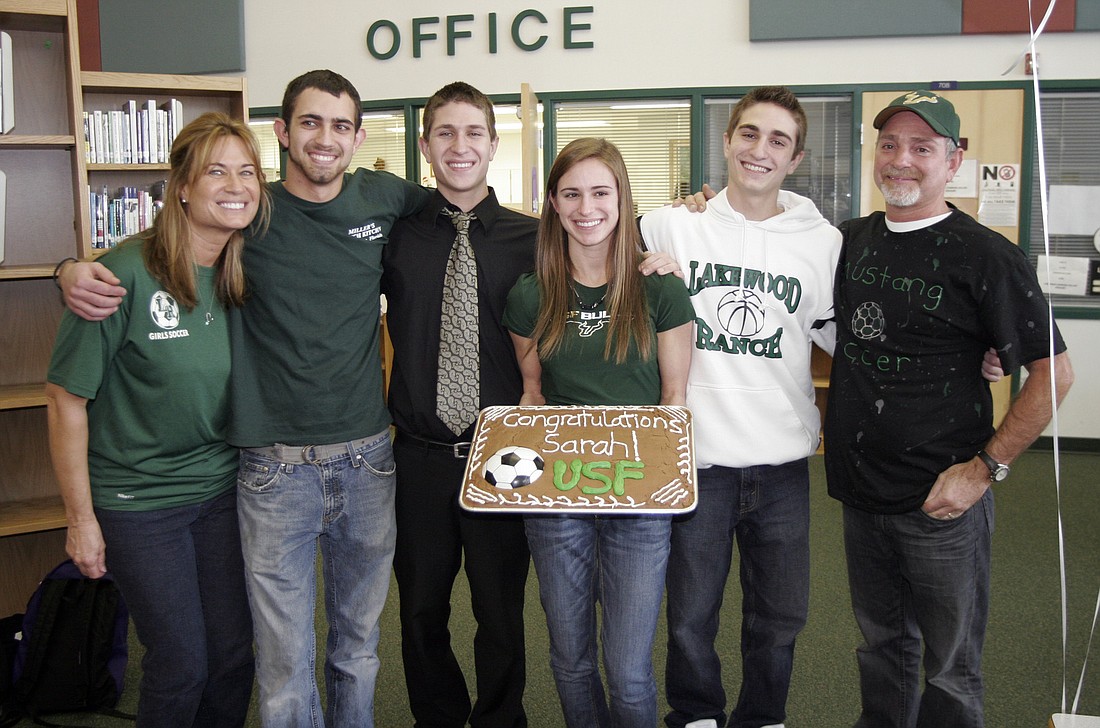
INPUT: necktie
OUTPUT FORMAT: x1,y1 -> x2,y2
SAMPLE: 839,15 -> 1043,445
437,209 -> 480,435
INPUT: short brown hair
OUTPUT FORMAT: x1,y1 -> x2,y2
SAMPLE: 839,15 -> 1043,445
725,86 -> 808,156
281,69 -> 363,132
422,82 -> 497,141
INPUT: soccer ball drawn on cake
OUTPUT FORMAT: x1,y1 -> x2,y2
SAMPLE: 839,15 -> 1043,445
483,446 -> 545,490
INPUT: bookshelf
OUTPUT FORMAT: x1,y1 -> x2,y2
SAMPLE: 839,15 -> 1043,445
0,0 -> 246,615
80,72 -> 247,253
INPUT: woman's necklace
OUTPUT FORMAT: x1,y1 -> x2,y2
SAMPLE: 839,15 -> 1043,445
199,286 -> 215,325
569,281 -> 606,312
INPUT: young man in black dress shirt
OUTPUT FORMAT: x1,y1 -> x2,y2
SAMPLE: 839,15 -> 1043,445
382,82 -> 536,728
383,82 -> 683,727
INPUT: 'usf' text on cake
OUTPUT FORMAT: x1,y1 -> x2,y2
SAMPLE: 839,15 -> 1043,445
551,459 -> 646,496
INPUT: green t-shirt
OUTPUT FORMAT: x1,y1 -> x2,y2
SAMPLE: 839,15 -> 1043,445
227,169 -> 430,447
503,272 -> 694,406
47,239 -> 237,511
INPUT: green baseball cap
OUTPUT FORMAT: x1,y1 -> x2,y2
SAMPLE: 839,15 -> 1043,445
873,90 -> 961,145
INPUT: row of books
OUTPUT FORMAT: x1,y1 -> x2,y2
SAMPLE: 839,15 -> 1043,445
83,99 -> 183,165
89,183 -> 165,249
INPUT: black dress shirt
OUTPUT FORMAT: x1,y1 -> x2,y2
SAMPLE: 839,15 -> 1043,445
382,188 -> 538,442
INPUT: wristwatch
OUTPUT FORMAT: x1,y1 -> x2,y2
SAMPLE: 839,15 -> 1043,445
977,450 -> 1010,483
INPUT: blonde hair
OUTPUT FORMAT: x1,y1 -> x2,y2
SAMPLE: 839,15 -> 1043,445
143,112 -> 271,309
532,137 -> 652,364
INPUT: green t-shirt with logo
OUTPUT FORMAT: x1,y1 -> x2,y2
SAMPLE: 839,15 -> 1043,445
47,238 -> 237,511
227,169 -> 430,447
503,272 -> 695,406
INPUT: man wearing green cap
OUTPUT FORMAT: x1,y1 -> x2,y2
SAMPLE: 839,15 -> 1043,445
825,90 -> 1074,727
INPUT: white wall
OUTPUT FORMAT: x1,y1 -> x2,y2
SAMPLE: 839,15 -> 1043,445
243,0 -> 1100,105
242,0 -> 1099,440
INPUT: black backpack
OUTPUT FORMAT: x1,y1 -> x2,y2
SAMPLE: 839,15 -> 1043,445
5,560 -> 132,726
0,613 -> 24,726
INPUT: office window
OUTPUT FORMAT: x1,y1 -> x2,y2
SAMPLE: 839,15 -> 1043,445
248,120 -> 282,183
247,111 -> 407,181
1028,91 -> 1100,312
357,112 -> 407,179
703,95 -> 852,225
553,100 -> 691,215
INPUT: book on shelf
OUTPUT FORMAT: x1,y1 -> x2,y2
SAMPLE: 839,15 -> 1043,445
88,182 -> 166,249
160,99 -> 182,156
121,100 -> 137,164
84,98 -> 184,165
0,31 -> 13,134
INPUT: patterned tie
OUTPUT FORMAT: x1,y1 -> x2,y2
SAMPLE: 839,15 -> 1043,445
437,209 -> 480,435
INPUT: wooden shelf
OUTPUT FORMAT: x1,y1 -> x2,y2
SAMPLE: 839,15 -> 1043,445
0,383 -> 47,410
87,162 -> 170,171
0,264 -> 56,280
0,134 -> 77,149
82,71 -> 246,96
0,0 -> 67,30
0,495 -> 65,537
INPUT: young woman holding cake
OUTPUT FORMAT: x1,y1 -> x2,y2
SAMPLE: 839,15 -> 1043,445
504,137 -> 694,728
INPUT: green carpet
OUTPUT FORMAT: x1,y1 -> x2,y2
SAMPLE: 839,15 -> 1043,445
17,450 -> 1100,726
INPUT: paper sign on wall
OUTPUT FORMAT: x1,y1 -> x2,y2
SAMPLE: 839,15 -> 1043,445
1048,186 -> 1100,236
1037,255 -> 1094,296
945,158 -> 978,198
978,163 -> 1019,228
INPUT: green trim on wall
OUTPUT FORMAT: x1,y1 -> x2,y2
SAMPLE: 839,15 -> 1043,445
405,105 -> 421,181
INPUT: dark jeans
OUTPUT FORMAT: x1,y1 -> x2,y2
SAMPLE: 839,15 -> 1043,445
843,488 -> 994,728
393,433 -> 530,728
95,490 -> 254,728
664,459 -> 810,728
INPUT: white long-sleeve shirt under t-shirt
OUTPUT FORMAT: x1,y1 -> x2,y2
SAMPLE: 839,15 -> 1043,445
642,189 -> 841,469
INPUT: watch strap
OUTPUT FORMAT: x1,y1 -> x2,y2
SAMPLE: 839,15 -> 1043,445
977,449 -> 1009,482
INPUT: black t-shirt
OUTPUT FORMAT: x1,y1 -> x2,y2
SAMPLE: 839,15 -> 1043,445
382,188 -> 537,442
825,209 -> 1066,514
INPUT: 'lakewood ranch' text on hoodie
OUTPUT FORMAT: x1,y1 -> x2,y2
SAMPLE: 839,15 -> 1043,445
641,189 -> 841,469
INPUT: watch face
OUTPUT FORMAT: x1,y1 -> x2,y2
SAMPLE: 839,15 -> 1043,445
992,465 -> 1010,482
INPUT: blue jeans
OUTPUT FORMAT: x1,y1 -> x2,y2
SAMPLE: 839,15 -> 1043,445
664,459 -> 810,728
95,490 -> 254,728
525,513 -> 672,728
843,488 -> 994,728
236,431 -> 397,728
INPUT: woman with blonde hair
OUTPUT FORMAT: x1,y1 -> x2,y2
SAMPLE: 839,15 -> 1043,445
46,111 -> 270,728
504,137 -> 694,727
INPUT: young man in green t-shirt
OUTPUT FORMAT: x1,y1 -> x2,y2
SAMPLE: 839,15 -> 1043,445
59,69 -> 429,728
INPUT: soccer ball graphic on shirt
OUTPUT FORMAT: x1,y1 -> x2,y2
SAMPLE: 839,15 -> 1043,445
716,288 -> 765,337
483,446 -> 545,490
851,301 -> 885,340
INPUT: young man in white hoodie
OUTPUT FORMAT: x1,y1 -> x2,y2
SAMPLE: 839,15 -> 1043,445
641,86 -> 841,728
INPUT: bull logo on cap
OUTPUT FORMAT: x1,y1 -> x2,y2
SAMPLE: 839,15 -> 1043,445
903,91 -> 941,106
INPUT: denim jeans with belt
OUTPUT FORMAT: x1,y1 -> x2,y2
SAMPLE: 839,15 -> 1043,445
525,513 -> 672,728
95,490 -> 254,728
843,488 -> 994,728
664,459 -> 810,728
236,430 -> 396,728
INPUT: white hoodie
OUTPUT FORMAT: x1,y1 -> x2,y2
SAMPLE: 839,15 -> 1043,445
641,189 -> 841,469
